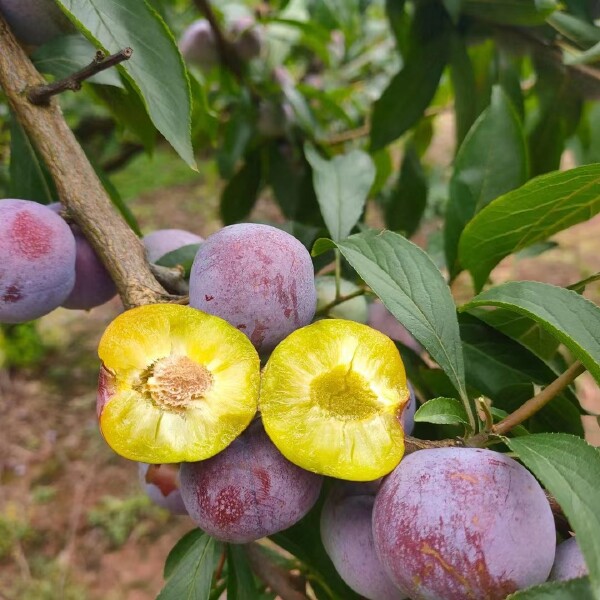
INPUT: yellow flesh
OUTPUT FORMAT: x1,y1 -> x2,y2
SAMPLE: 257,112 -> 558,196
98,304 -> 260,463
260,319 -> 409,480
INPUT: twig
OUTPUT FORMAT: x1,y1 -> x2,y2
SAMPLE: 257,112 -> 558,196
0,14 -> 166,308
468,361 -> 586,446
245,543 -> 309,600
404,435 -> 464,455
150,264 -> 190,296
27,48 -> 133,105
314,288 -> 367,317
102,142 -> 144,173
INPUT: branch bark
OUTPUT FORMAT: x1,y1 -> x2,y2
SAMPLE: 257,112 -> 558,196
0,15 -> 167,309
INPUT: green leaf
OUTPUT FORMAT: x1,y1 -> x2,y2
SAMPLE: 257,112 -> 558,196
458,164 -> 600,291
507,434 -> 600,597
220,153 -> 262,226
443,0 -> 464,22
313,231 -> 468,403
227,545 -> 258,600
445,86 -> 528,277
414,397 -> 469,426
156,244 -> 201,277
305,144 -> 375,242
32,34 -> 122,86
462,0 -> 558,25
9,118 -> 57,205
158,530 -> 219,600
370,3 -> 451,151
507,577 -> 594,599
383,144 -> 427,237
449,33 -> 478,147
56,0 -> 195,168
462,281 -> 600,385
547,13 -> 600,48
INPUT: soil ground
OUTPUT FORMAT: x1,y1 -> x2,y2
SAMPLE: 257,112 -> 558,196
1,139 -> 599,599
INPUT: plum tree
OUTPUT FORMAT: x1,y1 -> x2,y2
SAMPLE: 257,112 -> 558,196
189,223 -> 316,352
0,199 -> 76,323
0,0 -> 72,46
373,447 -> 556,599
179,420 -> 323,543
230,15 -> 263,61
142,228 -> 203,264
549,537 -> 588,581
49,204 -> 116,310
315,276 -> 368,322
138,463 -> 187,516
179,19 -> 218,71
368,300 -> 422,354
321,486 -> 405,600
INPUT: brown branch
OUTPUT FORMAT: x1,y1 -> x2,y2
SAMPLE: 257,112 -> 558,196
404,435 -> 464,455
28,47 -> 133,105
0,15 -> 167,308
245,543 -> 309,600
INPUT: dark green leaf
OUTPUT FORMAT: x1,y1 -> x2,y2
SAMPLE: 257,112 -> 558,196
9,118 -> 57,205
163,529 -> 206,579
443,0 -> 464,22
156,244 -> 201,277
462,281 -> 600,384
220,153 -> 262,226
507,434 -> 600,597
217,108 -> 254,180
507,577 -> 594,599
462,0 -> 558,25
158,531 -> 219,600
370,3 -> 451,151
385,0 -> 408,51
458,164 -> 600,291
384,144 -> 427,237
449,33 -> 478,147
445,85 -> 528,277
305,144 -> 375,242
32,34 -> 122,86
313,231 -> 468,403
414,397 -> 469,426
57,0 -> 195,168
227,545 -> 258,600
547,13 -> 600,48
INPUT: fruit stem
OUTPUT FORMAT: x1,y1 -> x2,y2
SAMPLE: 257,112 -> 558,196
467,360 -> 586,446
334,250 -> 342,300
314,288 -> 367,318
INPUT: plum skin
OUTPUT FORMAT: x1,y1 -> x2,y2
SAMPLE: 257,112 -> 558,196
373,447 -> 556,600
0,0 -> 71,46
180,420 -> 323,543
0,199 -> 76,323
321,488 -> 405,600
189,223 -> 316,353
179,19 -> 218,70
138,463 -> 187,516
549,537 -> 588,581
143,228 -> 203,264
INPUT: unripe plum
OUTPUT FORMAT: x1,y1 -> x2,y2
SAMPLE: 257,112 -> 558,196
0,199 -> 75,323
48,204 -> 116,310
0,0 -> 72,46
180,420 -> 323,543
373,448 -> 556,599
189,223 -> 316,353
549,537 -> 588,581
315,276 -> 368,323
368,300 -> 422,354
179,19 -> 218,70
321,488 -> 406,600
143,228 -> 203,264
230,15 -> 263,61
138,463 -> 187,516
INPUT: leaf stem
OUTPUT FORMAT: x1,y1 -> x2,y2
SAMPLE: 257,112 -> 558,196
334,250 -> 342,300
468,361 -> 586,446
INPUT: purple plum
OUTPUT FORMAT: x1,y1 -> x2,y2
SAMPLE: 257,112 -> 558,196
138,463 -> 187,516
549,537 -> 588,581
0,0 -> 72,46
142,228 -> 203,264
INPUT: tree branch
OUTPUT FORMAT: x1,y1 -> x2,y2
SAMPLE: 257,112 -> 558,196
27,47 -> 133,105
0,15 -> 167,309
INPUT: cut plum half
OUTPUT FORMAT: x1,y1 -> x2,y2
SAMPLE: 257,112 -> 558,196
97,304 -> 260,463
259,319 -> 409,480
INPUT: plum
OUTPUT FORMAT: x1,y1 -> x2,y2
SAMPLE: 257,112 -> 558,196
549,537 -> 588,581
0,0 -> 72,46
373,447 -> 556,600
138,463 -> 187,516
321,488 -> 405,600
314,276 -> 368,323
189,223 -> 316,353
142,228 -> 203,264
48,204 -> 116,310
230,15 -> 263,61
180,420 -> 323,543
368,300 -> 422,354
0,199 -> 76,323
179,19 -> 218,71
